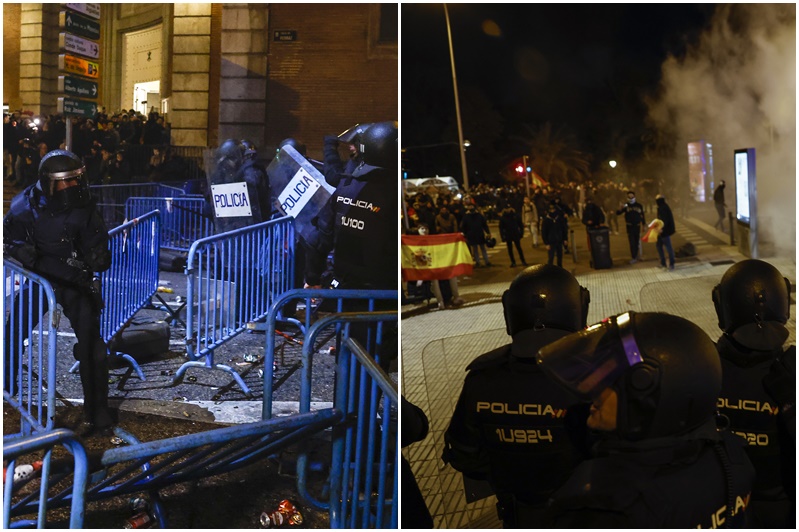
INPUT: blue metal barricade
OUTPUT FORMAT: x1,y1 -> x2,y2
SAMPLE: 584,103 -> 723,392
174,216 -> 295,394
69,211 -> 161,380
3,428 -> 89,529
91,183 -> 184,228
3,262 -> 59,439
126,196 -> 212,252
291,312 -> 398,529
262,288 -> 398,420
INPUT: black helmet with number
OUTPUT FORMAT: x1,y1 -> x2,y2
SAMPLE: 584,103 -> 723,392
358,121 -> 397,169
712,259 -> 791,351
240,139 -> 258,161
38,149 -> 91,212
538,311 -> 721,441
502,264 -> 590,345
338,123 -> 373,144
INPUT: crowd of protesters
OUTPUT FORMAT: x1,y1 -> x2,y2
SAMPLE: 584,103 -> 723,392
1,108 -> 205,189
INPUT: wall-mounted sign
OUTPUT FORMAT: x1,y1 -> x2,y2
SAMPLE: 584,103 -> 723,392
59,11 -> 100,41
58,75 -> 98,99
273,30 -> 297,42
59,54 -> 99,78
64,3 -> 101,19
57,97 -> 97,117
59,32 -> 100,59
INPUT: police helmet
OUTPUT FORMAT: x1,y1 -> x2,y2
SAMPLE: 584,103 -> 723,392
538,311 -> 721,441
217,139 -> 242,165
502,264 -> 590,338
38,149 -> 91,212
358,121 -> 398,169
712,259 -> 791,350
278,138 -> 307,157
240,139 -> 258,160
338,123 -> 373,144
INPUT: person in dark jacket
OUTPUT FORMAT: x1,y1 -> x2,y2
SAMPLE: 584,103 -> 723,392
616,190 -> 646,263
655,194 -> 676,271
712,260 -> 795,528
435,206 -> 458,234
498,206 -> 527,267
538,311 -> 755,528
541,202 -> 568,268
713,180 -> 727,232
459,204 -> 492,267
4,150 -> 114,436
443,265 -> 590,528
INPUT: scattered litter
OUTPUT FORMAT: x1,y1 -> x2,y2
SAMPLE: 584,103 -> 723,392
111,436 -> 125,446
260,499 -> 303,527
157,286 -> 174,293
123,510 -> 154,529
244,353 -> 259,363
160,370 -> 173,376
182,411 -> 190,418
186,376 -> 197,383
172,396 -> 187,402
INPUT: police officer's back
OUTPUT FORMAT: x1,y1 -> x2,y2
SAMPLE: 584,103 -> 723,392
4,149 -> 114,434
712,259 -> 795,528
238,139 -> 270,222
442,265 -> 590,527
305,121 -> 397,291
538,311 -> 755,528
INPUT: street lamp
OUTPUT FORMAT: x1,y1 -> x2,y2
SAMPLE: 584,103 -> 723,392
609,160 -> 617,168
443,3 -> 470,191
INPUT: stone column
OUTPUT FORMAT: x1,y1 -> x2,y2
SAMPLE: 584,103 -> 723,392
218,4 -> 268,150
171,3 -> 212,147
19,3 -> 59,115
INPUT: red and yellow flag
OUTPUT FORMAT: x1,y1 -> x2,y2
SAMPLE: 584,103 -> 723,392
401,233 -> 474,281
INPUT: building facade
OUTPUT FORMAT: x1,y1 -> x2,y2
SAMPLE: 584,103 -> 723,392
3,3 -> 398,159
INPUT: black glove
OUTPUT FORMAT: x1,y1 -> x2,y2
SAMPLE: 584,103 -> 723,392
15,243 -> 38,269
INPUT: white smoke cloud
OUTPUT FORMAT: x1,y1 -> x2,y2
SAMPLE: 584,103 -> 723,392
647,4 -> 796,258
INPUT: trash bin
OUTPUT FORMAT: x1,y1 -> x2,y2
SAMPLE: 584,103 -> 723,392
588,226 -> 612,269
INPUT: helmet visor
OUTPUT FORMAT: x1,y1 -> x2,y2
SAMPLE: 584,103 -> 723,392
536,312 -> 643,399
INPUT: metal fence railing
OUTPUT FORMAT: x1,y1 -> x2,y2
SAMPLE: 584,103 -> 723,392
293,312 -> 399,529
3,428 -> 89,529
174,216 -> 295,394
126,197 -> 212,252
68,211 -> 161,380
3,262 -> 59,439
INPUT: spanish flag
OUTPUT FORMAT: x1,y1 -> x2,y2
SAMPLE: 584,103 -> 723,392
401,233 -> 474,281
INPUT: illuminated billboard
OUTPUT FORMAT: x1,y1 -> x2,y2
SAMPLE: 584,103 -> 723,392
734,149 -> 754,225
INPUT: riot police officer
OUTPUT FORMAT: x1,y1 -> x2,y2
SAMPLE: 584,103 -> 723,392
4,149 -> 114,436
322,122 -> 371,188
712,259 -> 795,528
304,121 -> 397,292
239,139 -> 271,221
442,264 -> 590,527
537,311 -> 755,528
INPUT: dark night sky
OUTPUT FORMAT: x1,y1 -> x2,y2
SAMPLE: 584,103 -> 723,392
401,3 -> 717,183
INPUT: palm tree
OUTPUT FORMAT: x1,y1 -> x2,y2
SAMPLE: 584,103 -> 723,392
510,122 -> 592,186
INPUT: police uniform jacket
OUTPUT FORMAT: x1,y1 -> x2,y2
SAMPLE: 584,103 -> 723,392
4,184 -> 111,287
545,420 -> 755,528
443,332 -> 582,511
716,335 -> 791,508
305,164 -> 395,289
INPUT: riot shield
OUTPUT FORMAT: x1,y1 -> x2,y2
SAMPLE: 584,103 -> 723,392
206,145 -> 264,234
267,144 -> 333,242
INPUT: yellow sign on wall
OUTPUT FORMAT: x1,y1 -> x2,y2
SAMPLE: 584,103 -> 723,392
58,53 -> 99,79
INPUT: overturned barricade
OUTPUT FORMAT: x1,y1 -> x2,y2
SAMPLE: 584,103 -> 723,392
174,216 -> 296,395
126,196 -> 212,253
3,310 -> 398,529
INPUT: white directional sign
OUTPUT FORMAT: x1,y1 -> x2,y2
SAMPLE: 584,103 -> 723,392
59,32 -> 100,59
65,3 -> 100,19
